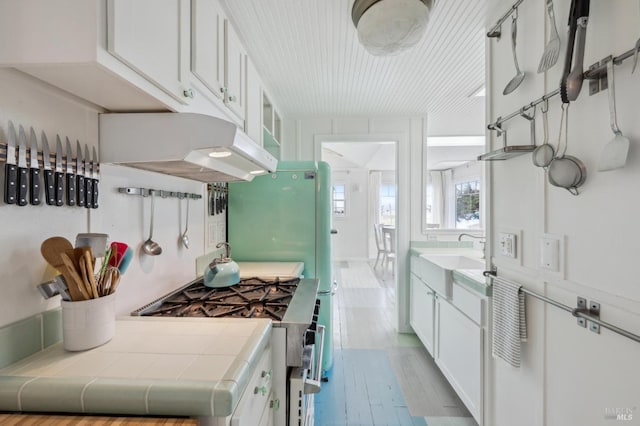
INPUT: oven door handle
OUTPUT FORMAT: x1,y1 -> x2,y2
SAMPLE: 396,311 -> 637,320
304,324 -> 325,394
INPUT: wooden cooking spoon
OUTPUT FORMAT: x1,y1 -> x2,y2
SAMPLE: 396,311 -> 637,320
40,237 -> 86,301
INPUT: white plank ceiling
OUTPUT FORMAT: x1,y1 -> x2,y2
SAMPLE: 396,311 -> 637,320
220,0 -> 487,118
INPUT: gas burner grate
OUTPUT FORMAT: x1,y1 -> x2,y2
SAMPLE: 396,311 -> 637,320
142,277 -> 300,321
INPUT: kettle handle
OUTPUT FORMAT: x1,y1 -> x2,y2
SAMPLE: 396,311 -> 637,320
216,242 -> 232,259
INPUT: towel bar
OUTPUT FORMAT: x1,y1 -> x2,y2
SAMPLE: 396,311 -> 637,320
484,271 -> 640,344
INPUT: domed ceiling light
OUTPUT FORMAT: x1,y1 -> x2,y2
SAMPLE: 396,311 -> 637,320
351,0 -> 434,56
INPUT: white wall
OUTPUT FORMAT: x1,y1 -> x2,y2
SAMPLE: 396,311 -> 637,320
487,1 -> 640,425
0,69 -> 208,326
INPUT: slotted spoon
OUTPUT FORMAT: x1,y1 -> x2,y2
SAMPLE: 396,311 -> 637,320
538,0 -> 561,73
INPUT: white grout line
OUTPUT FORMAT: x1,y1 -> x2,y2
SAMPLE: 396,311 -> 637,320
16,377 -> 38,411
144,383 -> 153,414
79,378 -> 97,412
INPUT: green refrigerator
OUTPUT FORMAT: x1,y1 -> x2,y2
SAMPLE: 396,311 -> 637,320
228,161 -> 334,375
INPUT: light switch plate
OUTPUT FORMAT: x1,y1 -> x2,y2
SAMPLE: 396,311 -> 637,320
540,233 -> 566,279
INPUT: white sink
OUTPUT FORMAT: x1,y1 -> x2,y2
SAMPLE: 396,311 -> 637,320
419,254 -> 484,271
413,254 -> 484,297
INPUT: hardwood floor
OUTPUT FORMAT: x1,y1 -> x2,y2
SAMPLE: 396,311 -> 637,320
315,261 -> 476,426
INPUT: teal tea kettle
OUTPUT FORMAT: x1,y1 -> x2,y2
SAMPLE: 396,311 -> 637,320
204,242 -> 240,288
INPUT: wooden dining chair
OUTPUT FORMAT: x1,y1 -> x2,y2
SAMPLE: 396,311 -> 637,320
382,226 -> 396,275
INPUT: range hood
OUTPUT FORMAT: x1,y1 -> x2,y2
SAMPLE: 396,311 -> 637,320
99,113 -> 278,182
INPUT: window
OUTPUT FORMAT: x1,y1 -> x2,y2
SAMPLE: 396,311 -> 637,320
455,179 -> 480,229
380,184 -> 396,226
332,184 -> 346,216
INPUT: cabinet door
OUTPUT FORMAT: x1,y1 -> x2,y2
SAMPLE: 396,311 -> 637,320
107,0 -> 190,104
435,298 -> 482,422
410,274 -> 435,356
245,56 -> 263,145
191,0 -> 224,99
224,20 -> 246,120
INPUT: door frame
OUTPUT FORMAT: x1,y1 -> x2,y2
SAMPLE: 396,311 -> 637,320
313,133 -> 411,333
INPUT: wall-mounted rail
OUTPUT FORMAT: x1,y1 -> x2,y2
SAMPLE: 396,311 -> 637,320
118,187 -> 202,200
484,271 -> 640,344
488,42 -> 640,131
486,0 -> 526,38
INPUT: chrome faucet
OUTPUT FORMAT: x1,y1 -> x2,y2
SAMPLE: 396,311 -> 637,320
458,233 -> 486,259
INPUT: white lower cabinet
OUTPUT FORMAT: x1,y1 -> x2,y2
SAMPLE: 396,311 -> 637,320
409,256 -> 485,425
409,273 -> 435,355
229,346 -> 273,426
435,297 -> 483,422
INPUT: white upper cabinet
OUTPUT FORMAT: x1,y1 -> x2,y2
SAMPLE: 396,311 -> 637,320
191,0 -> 225,100
224,20 -> 246,121
245,56 -> 263,146
107,0 -> 191,105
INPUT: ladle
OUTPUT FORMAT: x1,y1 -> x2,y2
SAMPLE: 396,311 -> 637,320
142,190 -> 162,256
598,59 -> 629,171
503,11 -> 526,95
532,99 -> 555,168
180,196 -> 190,249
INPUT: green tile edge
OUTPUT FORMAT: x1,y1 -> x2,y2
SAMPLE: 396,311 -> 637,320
410,241 -> 474,249
0,307 -> 63,369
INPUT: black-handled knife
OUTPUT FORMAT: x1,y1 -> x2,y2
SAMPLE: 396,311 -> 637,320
91,146 -> 99,209
41,132 -> 55,206
16,125 -> 28,206
29,127 -> 40,205
4,121 -> 17,204
64,137 -> 75,206
54,135 -> 64,206
84,144 -> 92,209
75,140 -> 85,207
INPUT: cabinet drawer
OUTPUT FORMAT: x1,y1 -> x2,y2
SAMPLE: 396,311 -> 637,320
451,283 -> 483,325
230,345 -> 273,426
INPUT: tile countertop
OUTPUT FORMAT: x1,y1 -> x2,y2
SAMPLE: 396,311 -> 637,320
409,247 -> 491,296
0,316 -> 272,418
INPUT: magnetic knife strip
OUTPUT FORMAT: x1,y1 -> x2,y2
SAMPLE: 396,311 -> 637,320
0,128 -> 100,209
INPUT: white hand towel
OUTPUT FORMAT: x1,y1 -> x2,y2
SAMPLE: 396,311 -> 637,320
492,276 -> 527,368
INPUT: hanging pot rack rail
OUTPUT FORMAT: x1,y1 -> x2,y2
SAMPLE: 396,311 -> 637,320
487,0 -> 526,38
484,271 -> 640,344
118,187 -> 202,200
488,42 -> 640,131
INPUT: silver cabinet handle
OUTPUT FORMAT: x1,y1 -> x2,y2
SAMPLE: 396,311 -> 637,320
228,95 -> 237,102
183,89 -> 194,99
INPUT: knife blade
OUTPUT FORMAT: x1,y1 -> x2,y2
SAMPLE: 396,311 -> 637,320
91,146 -> 99,209
75,141 -> 85,207
65,137 -> 75,206
4,121 -> 17,204
41,132 -> 55,206
54,135 -> 64,206
84,144 -> 92,209
16,125 -> 28,206
29,127 -> 41,205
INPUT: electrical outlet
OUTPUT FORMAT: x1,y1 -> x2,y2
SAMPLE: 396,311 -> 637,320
499,233 -> 517,258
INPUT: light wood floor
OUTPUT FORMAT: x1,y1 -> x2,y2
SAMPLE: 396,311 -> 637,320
316,260 -> 477,426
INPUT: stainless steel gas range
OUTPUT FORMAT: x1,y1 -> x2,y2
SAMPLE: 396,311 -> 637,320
132,276 -> 323,426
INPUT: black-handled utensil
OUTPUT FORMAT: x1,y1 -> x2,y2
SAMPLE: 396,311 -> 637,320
76,140 -> 85,207
91,146 -> 99,209
84,144 -> 92,209
560,0 -> 580,103
64,137 -> 75,206
16,125 -> 29,206
41,132 -> 55,206
4,121 -> 18,205
29,127 -> 40,205
54,135 -> 64,206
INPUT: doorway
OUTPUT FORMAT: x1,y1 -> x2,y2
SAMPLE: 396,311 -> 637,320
321,140 -> 397,284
